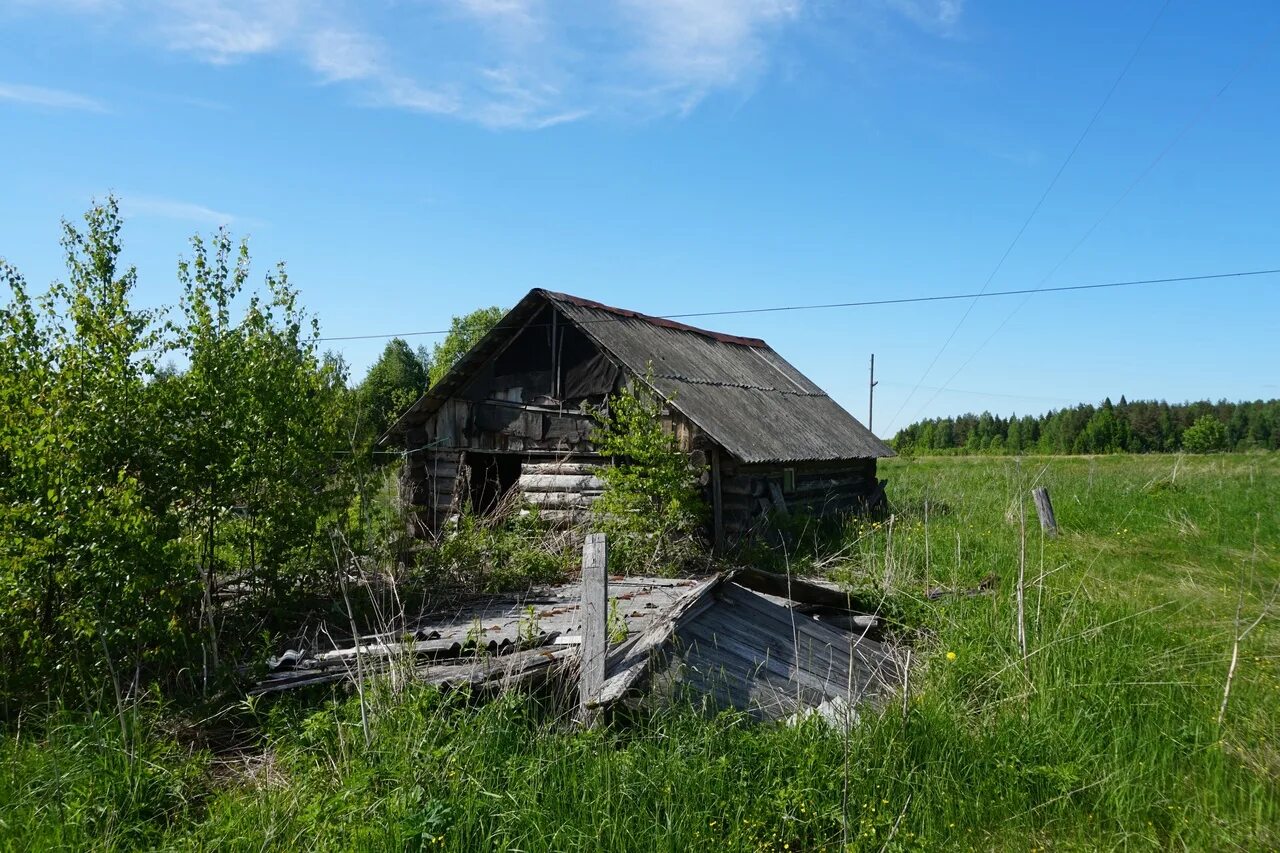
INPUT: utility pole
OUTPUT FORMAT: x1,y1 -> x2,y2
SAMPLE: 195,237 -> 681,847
868,353 -> 878,434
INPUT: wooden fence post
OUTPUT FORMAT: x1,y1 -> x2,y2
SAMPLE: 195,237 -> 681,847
1032,487 -> 1057,537
579,532 -> 608,724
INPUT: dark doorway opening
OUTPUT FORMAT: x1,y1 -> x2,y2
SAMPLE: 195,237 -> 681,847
467,452 -> 523,515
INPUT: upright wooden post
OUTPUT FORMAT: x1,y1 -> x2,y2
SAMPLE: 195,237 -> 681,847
868,353 -> 878,433
1032,487 -> 1058,537
710,447 -> 725,554
579,533 -> 608,723
1016,489 -> 1027,659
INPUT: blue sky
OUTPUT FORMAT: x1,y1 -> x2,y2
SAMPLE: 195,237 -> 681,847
2,0 -> 1278,436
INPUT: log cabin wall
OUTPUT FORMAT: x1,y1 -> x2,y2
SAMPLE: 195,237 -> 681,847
718,458 -> 882,539
400,449 -> 465,537
516,459 -> 605,527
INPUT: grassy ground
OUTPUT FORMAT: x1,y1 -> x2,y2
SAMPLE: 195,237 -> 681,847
1,453 -> 1276,851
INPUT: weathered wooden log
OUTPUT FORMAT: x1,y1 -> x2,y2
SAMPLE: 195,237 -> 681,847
521,462 -> 601,476
518,474 -> 606,492
1032,487 -> 1058,537
720,478 -> 757,497
525,492 -> 599,510
530,509 -> 591,525
791,478 -> 872,496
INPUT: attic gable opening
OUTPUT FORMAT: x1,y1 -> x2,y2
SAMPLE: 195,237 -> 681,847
461,305 -> 619,408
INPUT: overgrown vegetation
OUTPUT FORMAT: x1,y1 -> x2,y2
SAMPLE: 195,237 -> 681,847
3,454 -> 1277,849
419,505 -> 574,593
0,200 -> 349,709
0,200 -> 509,714
3,201 -> 1278,850
591,377 -> 708,576
894,395 -> 1280,454
424,305 -> 504,388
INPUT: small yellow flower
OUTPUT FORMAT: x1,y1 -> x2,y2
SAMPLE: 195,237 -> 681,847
946,651 -> 957,661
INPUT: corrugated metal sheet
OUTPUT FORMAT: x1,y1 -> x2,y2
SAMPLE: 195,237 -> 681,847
669,582 -> 899,721
383,289 -> 894,463
545,292 -> 893,463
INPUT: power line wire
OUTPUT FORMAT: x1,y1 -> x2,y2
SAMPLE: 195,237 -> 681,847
316,267 -> 1280,343
884,0 -> 1173,433
876,380 -> 1079,405
894,19 -> 1280,432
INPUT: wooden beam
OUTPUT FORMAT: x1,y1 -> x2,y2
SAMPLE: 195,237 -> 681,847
767,480 -> 788,516
579,533 -> 608,724
711,446 -> 725,554
519,473 -> 606,492
733,567 -> 879,613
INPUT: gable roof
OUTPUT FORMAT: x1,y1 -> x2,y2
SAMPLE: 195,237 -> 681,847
383,289 -> 894,464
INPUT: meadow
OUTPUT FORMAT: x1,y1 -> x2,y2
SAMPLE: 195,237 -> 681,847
1,453 -> 1276,851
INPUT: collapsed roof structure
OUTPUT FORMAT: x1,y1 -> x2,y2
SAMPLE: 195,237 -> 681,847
255,567 -> 902,723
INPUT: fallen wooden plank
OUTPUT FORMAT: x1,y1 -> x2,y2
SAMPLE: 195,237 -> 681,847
733,567 -> 879,613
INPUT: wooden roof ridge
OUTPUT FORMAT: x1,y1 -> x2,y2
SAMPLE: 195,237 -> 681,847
537,289 -> 769,349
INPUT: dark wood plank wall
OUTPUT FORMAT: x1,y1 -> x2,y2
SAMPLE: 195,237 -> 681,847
719,459 -> 880,538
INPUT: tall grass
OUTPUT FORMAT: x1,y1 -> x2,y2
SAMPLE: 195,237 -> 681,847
2,454 -> 1277,850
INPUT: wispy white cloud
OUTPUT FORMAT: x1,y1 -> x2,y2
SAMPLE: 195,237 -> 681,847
883,0 -> 964,35
123,195 -> 239,225
0,81 -> 107,112
155,0 -> 299,63
20,0 -> 962,128
304,27 -> 384,83
621,0 -> 800,88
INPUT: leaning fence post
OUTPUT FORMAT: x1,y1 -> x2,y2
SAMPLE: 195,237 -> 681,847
579,532 -> 608,724
1032,487 -> 1058,537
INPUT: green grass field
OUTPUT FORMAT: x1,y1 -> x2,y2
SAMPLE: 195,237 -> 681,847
2,453 -> 1277,851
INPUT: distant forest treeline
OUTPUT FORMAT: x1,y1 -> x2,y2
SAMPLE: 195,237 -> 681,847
891,398 -> 1280,455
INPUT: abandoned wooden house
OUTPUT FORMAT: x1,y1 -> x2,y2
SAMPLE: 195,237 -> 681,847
381,289 -> 894,545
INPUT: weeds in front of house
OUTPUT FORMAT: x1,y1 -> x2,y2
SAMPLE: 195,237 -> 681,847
2,454 -> 1277,850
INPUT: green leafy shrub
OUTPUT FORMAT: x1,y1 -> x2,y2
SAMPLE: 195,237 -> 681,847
0,198 -> 350,707
590,377 -> 708,576
1181,415 -> 1228,453
0,200 -> 191,704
